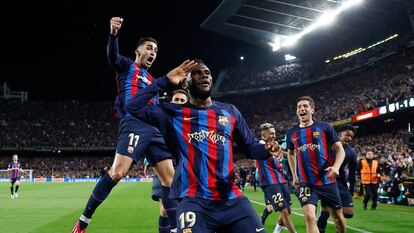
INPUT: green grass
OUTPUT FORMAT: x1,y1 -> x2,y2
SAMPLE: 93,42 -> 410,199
0,183 -> 413,233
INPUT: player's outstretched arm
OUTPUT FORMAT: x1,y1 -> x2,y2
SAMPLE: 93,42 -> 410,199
326,141 -> 345,179
107,17 -> 130,72
231,106 -> 272,160
287,149 -> 299,189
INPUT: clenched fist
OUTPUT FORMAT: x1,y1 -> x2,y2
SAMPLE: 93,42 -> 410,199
110,17 -> 123,35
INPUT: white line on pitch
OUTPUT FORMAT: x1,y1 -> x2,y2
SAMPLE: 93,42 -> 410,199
250,200 -> 373,233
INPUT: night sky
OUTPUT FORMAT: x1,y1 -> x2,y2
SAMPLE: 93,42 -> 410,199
2,0 -> 412,100
1,0 -> 282,101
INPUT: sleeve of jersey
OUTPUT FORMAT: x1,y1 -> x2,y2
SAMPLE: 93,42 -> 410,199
232,106 -> 272,160
107,35 -> 130,73
126,76 -> 169,110
327,124 -> 340,144
286,131 -> 295,150
125,77 -> 170,128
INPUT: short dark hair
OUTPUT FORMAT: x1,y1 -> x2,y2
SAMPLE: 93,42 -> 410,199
136,36 -> 157,49
337,124 -> 356,134
296,96 -> 315,109
192,59 -> 205,66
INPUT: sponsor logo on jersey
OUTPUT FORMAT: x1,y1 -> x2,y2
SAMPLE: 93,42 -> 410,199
298,143 -> 321,152
187,130 -> 226,144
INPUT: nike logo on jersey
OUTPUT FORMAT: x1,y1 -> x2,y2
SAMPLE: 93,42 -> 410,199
293,137 -> 299,141
184,116 -> 197,121
256,228 -> 265,232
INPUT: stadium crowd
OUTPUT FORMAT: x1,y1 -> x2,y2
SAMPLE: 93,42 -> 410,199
226,49 -> 414,135
1,37 -> 413,208
0,100 -> 117,148
0,155 -> 145,179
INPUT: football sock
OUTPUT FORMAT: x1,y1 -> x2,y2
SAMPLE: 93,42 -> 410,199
317,210 -> 330,233
80,173 -> 117,229
161,186 -> 177,229
158,216 -> 171,233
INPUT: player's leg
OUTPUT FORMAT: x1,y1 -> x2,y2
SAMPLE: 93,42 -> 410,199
72,120 -> 153,232
279,207 -> 296,233
176,198 -> 216,233
14,180 -> 20,197
159,199 -> 171,233
152,176 -> 171,233
317,183 -> 346,233
338,183 -> 354,218
317,203 -> 330,233
224,197 -> 266,233
261,190 -> 274,224
147,136 -> 177,231
269,184 -> 294,233
261,204 -> 273,225
296,184 -> 320,233
363,184 -> 372,210
328,208 -> 346,233
75,153 -> 133,230
10,179 -> 15,198
303,204 -> 318,233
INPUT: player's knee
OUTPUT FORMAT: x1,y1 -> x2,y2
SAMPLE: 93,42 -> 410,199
160,209 -> 168,217
108,169 -> 126,182
304,212 -> 316,223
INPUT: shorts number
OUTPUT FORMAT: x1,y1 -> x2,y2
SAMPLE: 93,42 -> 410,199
179,211 -> 196,229
272,193 -> 284,203
299,187 -> 311,198
128,133 -> 140,147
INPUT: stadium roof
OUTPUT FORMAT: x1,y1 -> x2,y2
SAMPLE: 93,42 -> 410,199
202,0 -> 414,60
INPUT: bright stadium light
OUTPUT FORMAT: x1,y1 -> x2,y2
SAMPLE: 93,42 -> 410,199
268,37 -> 281,52
240,56 -> 244,60
282,35 -> 301,47
273,0 -> 363,51
316,11 -> 337,26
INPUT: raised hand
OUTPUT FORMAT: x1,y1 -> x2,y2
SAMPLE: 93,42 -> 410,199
167,60 -> 197,85
110,17 -> 123,35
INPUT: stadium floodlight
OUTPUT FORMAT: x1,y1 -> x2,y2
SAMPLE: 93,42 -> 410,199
282,35 -> 301,47
240,56 -> 244,60
269,37 -> 281,52
271,0 -> 363,51
316,11 -> 337,27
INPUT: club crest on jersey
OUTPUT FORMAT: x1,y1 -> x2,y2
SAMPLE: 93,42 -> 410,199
183,228 -> 192,233
313,131 -> 320,138
127,146 -> 134,154
302,196 -> 308,202
218,116 -> 229,126
136,75 -> 151,85
187,130 -> 226,144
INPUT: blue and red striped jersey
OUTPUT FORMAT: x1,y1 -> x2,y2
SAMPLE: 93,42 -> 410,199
286,120 -> 340,186
8,162 -> 21,179
126,77 -> 272,200
107,35 -> 158,120
256,155 -> 287,186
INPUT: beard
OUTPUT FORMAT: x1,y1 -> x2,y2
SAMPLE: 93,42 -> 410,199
189,83 -> 212,100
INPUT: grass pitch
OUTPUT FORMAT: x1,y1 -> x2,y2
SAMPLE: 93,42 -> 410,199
0,183 -> 413,233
